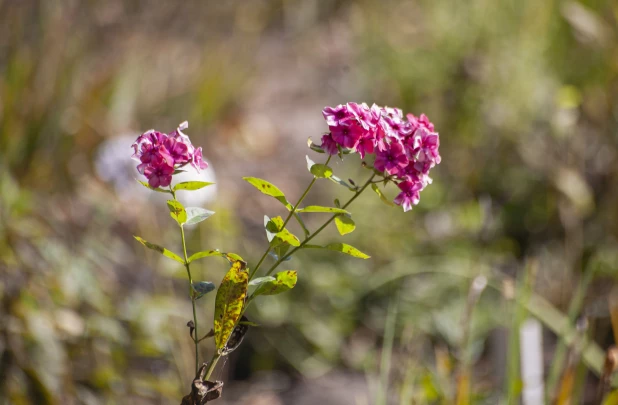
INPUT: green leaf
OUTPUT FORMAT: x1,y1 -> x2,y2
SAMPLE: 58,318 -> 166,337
335,215 -> 356,235
308,140 -> 325,153
224,252 -> 244,262
192,281 -> 216,299
275,228 -> 300,247
167,200 -> 187,225
310,164 -> 333,178
133,236 -> 185,264
173,181 -> 215,192
249,276 -> 275,286
243,177 -> 292,210
238,320 -> 260,327
253,271 -> 297,296
329,175 -> 355,191
275,243 -> 291,259
185,207 -> 215,225
137,179 -> 171,194
188,250 -> 224,263
214,260 -> 248,351
297,205 -> 349,214
372,184 -> 395,206
265,216 -> 300,247
326,243 -> 369,258
264,215 -> 281,243
306,155 -> 316,172
303,242 -> 370,259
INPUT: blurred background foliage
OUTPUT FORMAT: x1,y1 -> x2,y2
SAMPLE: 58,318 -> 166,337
1,0 -> 617,404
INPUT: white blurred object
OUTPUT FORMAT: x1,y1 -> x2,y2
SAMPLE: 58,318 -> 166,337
95,134 -> 217,206
520,318 -> 544,405
170,163 -> 217,207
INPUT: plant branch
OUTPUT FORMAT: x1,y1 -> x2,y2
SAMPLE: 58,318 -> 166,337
262,172 -> 376,278
172,188 -> 200,376
248,155 -> 331,280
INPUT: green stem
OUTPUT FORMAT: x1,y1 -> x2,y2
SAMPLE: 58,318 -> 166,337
248,155 -> 331,280
262,172 -> 376,278
203,169 -> 375,380
172,189 -> 200,377
203,352 -> 221,381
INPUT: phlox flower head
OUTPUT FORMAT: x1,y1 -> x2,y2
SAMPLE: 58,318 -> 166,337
132,121 -> 208,188
317,102 -> 442,211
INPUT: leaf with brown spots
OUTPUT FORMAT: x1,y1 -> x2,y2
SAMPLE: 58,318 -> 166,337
303,242 -> 370,259
243,177 -> 293,210
166,200 -> 187,225
296,205 -> 349,214
253,270 -> 297,296
133,236 -> 185,264
214,260 -> 248,351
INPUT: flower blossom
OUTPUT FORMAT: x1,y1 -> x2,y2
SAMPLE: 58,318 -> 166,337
132,121 -> 208,188
317,103 -> 442,211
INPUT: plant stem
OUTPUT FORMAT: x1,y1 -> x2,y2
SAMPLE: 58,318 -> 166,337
203,352 -> 221,381
263,172 -> 376,278
248,155 -> 331,280
203,170 -> 376,380
172,189 -> 200,376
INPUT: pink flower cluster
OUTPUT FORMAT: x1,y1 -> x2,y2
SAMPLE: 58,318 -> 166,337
132,121 -> 208,188
320,103 -> 441,212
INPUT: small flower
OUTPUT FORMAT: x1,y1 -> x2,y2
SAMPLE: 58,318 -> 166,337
330,121 -> 363,149
315,103 -> 441,212
320,133 -> 339,155
144,156 -> 174,188
374,141 -> 408,175
411,127 -> 441,165
393,180 -> 424,212
192,147 -> 209,171
355,133 -> 376,159
131,121 -> 208,187
348,102 -> 380,130
322,104 -> 354,127
406,113 -> 435,132
163,137 -> 192,165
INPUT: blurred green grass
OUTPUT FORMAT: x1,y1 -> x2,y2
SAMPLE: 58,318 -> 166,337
1,0 -> 617,404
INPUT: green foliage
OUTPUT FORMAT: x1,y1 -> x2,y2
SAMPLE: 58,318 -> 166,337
334,215 -> 356,235
329,174 -> 355,190
304,242 -> 370,259
296,205 -> 349,214
173,181 -> 215,191
166,200 -> 187,225
188,250 -> 224,263
133,236 -> 184,264
137,179 -> 172,194
252,271 -> 297,296
191,281 -> 215,299
184,207 -> 214,225
372,184 -> 395,207
243,177 -> 292,210
214,261 -> 248,351
264,215 -> 300,247
310,164 -> 333,178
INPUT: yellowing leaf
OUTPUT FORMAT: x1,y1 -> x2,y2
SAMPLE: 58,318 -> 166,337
133,236 -> 184,264
254,270 -> 297,296
372,184 -> 395,206
166,200 -> 187,225
173,181 -> 215,191
243,177 -> 292,210
335,215 -> 356,235
297,206 -> 349,214
214,260 -> 249,351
